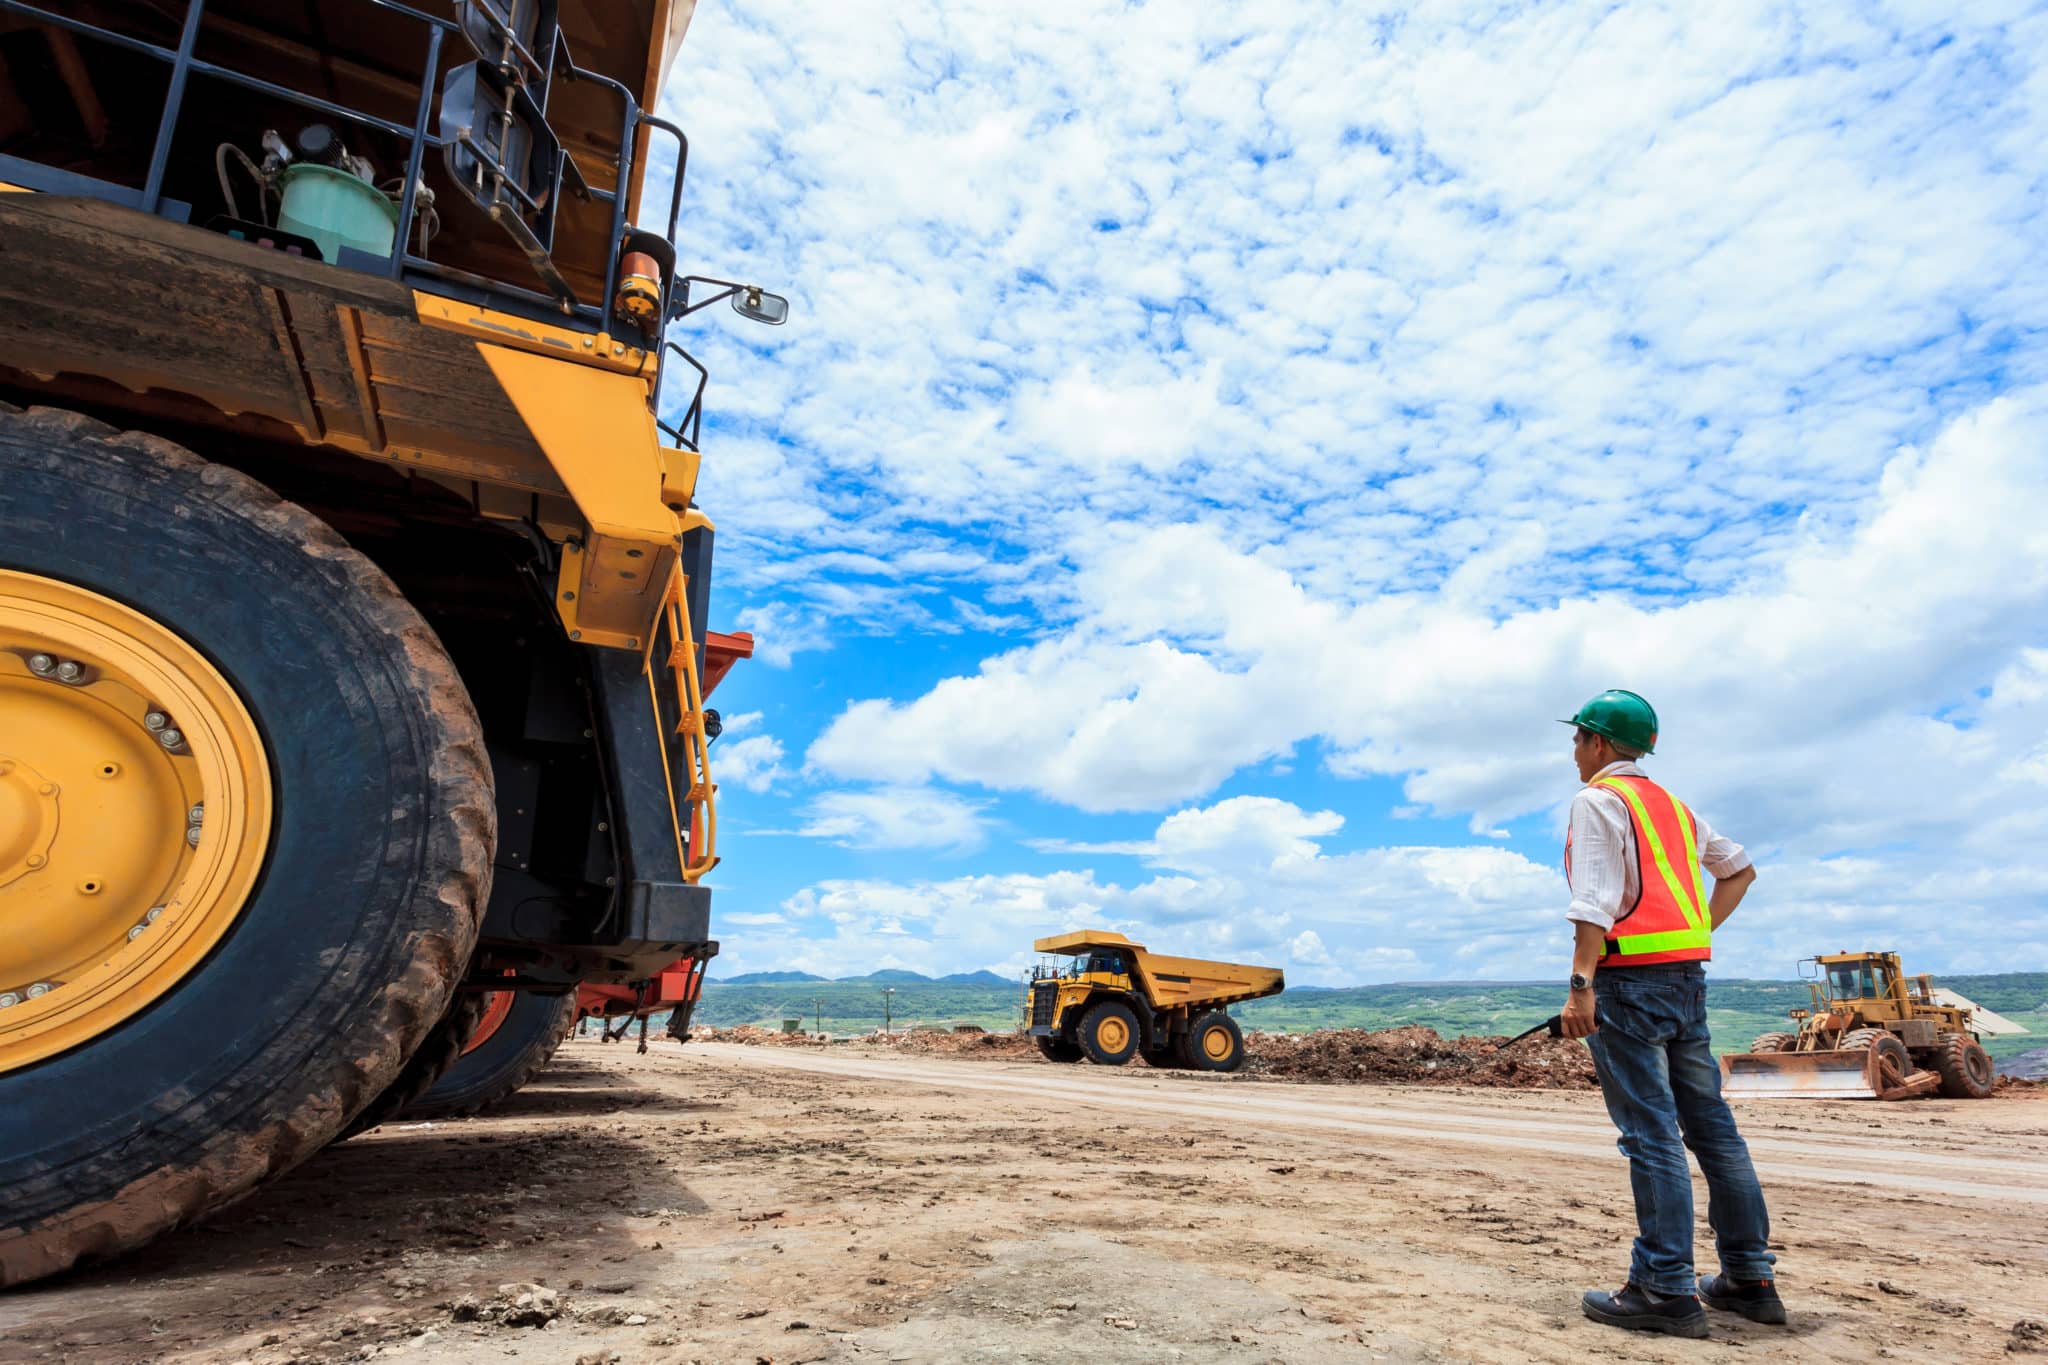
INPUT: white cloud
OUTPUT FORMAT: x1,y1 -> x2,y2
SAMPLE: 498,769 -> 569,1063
663,1 -> 2048,642
1288,930 -> 1332,966
810,392 -> 2048,852
732,602 -> 832,668
714,794 -> 1568,984
798,786 -> 990,852
714,733 -> 787,794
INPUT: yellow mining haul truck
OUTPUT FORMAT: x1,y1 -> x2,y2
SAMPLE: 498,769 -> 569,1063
0,0 -> 782,1285
1027,930 -> 1284,1072
1720,951 -> 2017,1101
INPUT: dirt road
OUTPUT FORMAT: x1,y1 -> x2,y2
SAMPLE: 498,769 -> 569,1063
3,1037 -> 2043,1364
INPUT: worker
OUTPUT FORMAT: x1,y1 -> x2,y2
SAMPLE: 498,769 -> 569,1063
1557,689 -> 1784,1337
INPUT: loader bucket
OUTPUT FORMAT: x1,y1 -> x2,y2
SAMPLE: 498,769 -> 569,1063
1720,1047 -> 1889,1100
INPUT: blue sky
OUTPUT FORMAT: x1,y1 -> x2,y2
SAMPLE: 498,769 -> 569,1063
649,1 -> 2048,984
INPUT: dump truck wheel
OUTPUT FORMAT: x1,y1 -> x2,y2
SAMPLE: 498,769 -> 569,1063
1077,1000 -> 1140,1065
1747,1031 -> 1798,1053
335,989 -> 491,1139
1180,1011 -> 1245,1072
1036,1037 -> 1085,1063
1140,1045 -> 1181,1068
0,407 -> 491,1287
1932,1035 -> 1996,1099
399,991 -> 578,1120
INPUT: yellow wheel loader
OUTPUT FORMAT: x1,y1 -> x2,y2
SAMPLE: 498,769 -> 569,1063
1026,930 -> 1284,1072
1719,951 -> 2021,1101
0,0 -> 779,1284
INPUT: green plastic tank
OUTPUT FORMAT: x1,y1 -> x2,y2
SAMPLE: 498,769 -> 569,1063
275,164 -> 397,263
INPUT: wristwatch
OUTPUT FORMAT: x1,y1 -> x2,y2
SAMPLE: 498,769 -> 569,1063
1569,972 -> 1592,992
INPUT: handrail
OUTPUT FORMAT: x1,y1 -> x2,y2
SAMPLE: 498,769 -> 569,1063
0,0 -> 688,332
656,341 -> 707,451
643,567 -> 718,882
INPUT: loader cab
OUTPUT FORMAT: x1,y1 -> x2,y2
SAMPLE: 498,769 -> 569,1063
1817,953 -> 1902,1007
1825,958 -> 1888,1003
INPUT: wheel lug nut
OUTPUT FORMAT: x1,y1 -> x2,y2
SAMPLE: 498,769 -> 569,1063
186,825 -> 202,847
128,925 -> 147,940
24,982 -> 53,999
27,653 -> 54,674
158,728 -> 183,749
0,992 -> 19,1008
54,659 -> 83,682
188,804 -> 205,824
144,711 -> 168,731
146,906 -> 163,923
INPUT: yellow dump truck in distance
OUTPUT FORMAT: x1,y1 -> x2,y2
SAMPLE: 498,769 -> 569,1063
1027,930 -> 1283,1072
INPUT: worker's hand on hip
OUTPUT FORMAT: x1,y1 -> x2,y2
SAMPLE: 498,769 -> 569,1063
1561,991 -> 1598,1038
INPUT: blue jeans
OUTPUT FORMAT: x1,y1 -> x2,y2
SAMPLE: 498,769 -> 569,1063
1586,966 -> 1775,1295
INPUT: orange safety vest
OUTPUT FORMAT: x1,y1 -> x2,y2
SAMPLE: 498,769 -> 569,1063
1565,773 -> 1713,966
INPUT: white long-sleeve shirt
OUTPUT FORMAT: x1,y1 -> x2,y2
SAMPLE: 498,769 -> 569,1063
1565,761 -> 1751,932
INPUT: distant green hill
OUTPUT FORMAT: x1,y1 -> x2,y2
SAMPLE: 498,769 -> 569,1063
693,971 -> 2048,1066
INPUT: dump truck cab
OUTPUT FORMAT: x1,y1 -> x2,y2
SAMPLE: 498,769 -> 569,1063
1026,930 -> 1283,1072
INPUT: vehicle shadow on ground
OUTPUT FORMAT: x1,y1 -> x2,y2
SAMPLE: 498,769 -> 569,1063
483,1081 -> 711,1119
20,1122 -> 704,1299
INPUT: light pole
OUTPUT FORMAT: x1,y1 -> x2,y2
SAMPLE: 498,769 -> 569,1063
882,987 -> 896,1034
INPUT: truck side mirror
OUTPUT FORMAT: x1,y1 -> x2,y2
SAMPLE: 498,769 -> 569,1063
731,286 -> 789,326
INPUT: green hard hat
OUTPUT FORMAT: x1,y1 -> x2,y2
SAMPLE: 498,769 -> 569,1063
1560,689 -> 1658,754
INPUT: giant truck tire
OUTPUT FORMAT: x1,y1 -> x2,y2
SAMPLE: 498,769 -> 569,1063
1037,1036 -> 1085,1063
0,407 -> 493,1286
336,990 -> 491,1139
1179,1011 -> 1245,1072
1932,1035 -> 1996,1099
1746,1031 -> 1797,1053
398,990 -> 578,1120
1077,1000 -> 1140,1066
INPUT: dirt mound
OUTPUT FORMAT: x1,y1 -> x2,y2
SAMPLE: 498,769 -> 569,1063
692,1025 -> 829,1048
1246,1025 -> 1597,1090
892,1030 -> 1038,1059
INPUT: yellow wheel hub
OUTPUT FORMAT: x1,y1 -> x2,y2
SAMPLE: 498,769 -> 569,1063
1095,1014 -> 1130,1052
1202,1026 -> 1233,1061
0,570 -> 272,1073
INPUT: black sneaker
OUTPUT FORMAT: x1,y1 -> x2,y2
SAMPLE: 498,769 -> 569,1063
1582,1283 -> 1710,1338
1699,1273 -> 1788,1325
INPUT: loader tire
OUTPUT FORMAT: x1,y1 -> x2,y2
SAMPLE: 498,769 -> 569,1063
0,407 -> 492,1287
1077,1000 -> 1140,1066
1932,1035 -> 1996,1100
335,988 -> 491,1138
1037,1037 -> 1085,1063
1747,1031 -> 1798,1053
1839,1028 -> 1914,1095
1180,1011 -> 1246,1072
400,990 -> 578,1120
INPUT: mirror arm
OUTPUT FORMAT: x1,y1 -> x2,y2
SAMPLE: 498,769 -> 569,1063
671,275 -> 748,320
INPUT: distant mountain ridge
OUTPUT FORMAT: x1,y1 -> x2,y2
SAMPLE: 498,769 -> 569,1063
712,967 -> 1019,986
